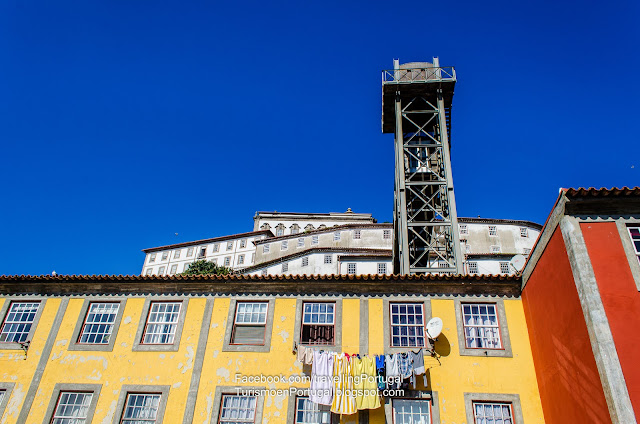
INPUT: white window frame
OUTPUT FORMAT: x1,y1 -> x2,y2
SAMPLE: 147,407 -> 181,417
465,244 -> 472,254
520,227 -> 528,238
145,268 -> 153,276
324,255 -> 332,264
389,303 -> 426,348
261,269 -> 267,276
294,396 -> 332,424
224,257 -> 231,267
121,393 -> 162,424
161,252 -> 168,261
523,248 -> 531,255
490,245 -> 501,253
231,302 -> 268,346
174,250 -> 181,259
218,394 -> 257,423
347,263 -> 356,275
183,263 -> 190,272
263,244 -> 270,253
392,398 -> 431,424
333,231 -> 341,241
301,302 -> 336,346
238,254 -> 245,265
157,266 -> 165,275
282,240 -> 288,250
468,262 -> 478,273
51,391 -> 94,423
377,263 -> 387,274
499,262 -> 510,274
472,401 -> 514,424
312,235 -> 319,245
282,263 -> 288,272
488,226 -> 497,236
0,301 -> 42,344
459,224 -> 468,235
141,302 -> 182,345
383,229 -> 391,239
77,302 -> 120,345
213,244 -> 220,253
227,241 -> 233,251
170,264 -> 178,274
461,303 -> 503,350
240,239 -> 247,248
302,257 -> 309,267
186,247 -> 194,257
297,238 -> 304,247
149,253 -> 156,263
353,229 -> 361,239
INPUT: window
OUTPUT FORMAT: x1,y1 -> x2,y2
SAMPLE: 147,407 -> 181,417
305,224 -> 315,232
186,247 -> 194,257
523,248 -> 531,255
161,252 -> 168,261
121,393 -> 162,424
628,226 -> 640,264
393,399 -> 431,424
378,263 -> 387,274
390,303 -> 425,347
219,395 -> 257,423
353,229 -> 361,239
383,230 -> 391,239
50,391 -> 93,423
240,239 -> 247,248
211,258 -> 218,265
263,244 -> 270,253
170,264 -> 178,274
78,302 -> 119,344
347,263 -> 356,275
157,266 -> 165,275
282,263 -> 289,272
184,263 -> 191,272
261,269 -> 267,276
490,245 -> 501,253
149,253 -> 156,263
294,396 -> 331,424
213,244 -> 220,253
291,226 -> 299,235
468,262 -> 478,273
489,226 -> 497,236
312,235 -> 319,245
282,240 -> 288,250
520,227 -> 528,238
231,302 -> 268,345
297,238 -> 305,247
465,244 -> 472,254
302,257 -> 309,267
461,303 -> 502,349
227,241 -> 233,251
141,302 -> 181,344
224,257 -> 231,266
459,224 -> 468,235
198,247 -> 206,258
324,255 -> 332,264
500,262 -> 510,274
238,254 -> 245,265
472,402 -> 513,424
301,302 -> 335,345
334,231 -> 341,241
318,225 -> 326,230
0,302 -> 40,343
145,268 -> 153,276
174,250 -> 180,259
251,253 -> 255,263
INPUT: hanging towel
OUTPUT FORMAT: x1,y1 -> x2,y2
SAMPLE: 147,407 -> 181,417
385,354 -> 400,389
296,345 -> 306,363
310,350 -> 334,405
411,349 -> 428,387
351,355 -> 381,410
331,354 -> 357,415
304,347 -> 314,365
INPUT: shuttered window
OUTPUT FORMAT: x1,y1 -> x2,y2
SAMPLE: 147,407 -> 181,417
231,302 -> 268,345
301,302 -> 335,345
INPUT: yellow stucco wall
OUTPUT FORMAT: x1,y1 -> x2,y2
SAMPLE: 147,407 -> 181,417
0,295 -> 544,424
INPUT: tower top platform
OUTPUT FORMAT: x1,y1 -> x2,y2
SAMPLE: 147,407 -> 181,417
381,60 -> 456,133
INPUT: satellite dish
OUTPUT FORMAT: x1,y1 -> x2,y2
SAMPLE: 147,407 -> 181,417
425,317 -> 443,339
510,255 -> 527,272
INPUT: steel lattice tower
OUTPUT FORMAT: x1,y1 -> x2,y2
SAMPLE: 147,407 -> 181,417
382,58 -> 463,274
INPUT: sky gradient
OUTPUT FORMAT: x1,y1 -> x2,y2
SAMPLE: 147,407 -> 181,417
1,0 -> 638,276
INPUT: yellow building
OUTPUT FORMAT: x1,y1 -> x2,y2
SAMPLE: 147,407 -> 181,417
0,274 -> 544,423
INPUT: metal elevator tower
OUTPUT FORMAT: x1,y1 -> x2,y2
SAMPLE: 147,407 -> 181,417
382,58 -> 463,274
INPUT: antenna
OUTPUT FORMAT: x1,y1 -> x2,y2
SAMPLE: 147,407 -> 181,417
510,255 -> 527,273
425,317 -> 443,339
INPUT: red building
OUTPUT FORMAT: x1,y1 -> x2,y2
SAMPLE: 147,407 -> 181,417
522,187 -> 640,423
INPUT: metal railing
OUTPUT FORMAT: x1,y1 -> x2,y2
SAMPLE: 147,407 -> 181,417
382,67 -> 456,84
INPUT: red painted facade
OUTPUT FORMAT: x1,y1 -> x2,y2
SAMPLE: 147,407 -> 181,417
580,222 -> 640,417
522,228 -> 611,423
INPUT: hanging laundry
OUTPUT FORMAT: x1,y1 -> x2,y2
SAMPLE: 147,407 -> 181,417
331,354 -> 357,415
310,350 -> 334,405
385,353 -> 401,389
296,344 -> 306,363
398,351 -> 414,387
352,355 -> 381,410
411,349 -> 428,387
304,346 -> 314,365
375,355 -> 386,391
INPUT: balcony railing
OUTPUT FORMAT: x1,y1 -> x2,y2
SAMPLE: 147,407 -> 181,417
382,67 -> 456,84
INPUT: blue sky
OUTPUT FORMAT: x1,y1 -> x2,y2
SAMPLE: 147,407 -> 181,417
1,0 -> 638,276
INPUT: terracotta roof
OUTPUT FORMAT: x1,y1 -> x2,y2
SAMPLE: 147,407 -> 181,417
458,217 -> 543,230
253,223 -> 393,244
563,186 -> 640,198
142,230 -> 273,253
239,248 -> 393,273
0,273 -> 522,296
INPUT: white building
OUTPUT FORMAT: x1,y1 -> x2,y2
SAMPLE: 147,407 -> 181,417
139,212 -> 541,277
459,217 -> 542,275
241,223 -> 393,276
141,230 -> 272,276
